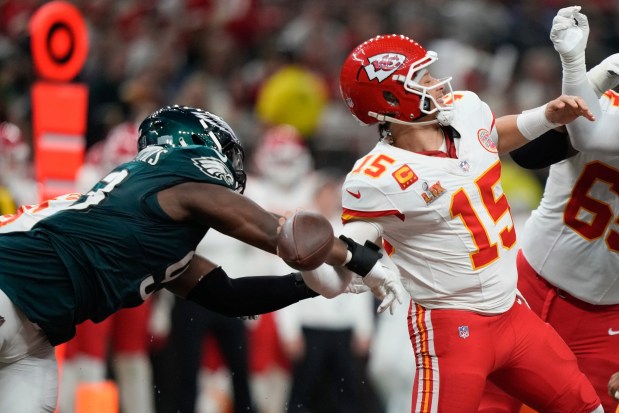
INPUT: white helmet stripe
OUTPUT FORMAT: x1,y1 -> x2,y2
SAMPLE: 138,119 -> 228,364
209,131 -> 223,152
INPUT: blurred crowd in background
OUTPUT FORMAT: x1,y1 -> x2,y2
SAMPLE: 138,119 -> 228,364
1,1 -> 619,413
2,0 -> 619,187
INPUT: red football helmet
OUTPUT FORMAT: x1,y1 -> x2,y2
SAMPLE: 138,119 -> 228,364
339,34 -> 454,126
103,122 -> 139,166
253,124 -> 313,188
0,121 -> 29,171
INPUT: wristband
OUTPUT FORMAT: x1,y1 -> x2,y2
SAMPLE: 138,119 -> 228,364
338,235 -> 382,277
516,104 -> 561,141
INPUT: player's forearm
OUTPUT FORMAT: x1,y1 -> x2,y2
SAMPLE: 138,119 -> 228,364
564,77 -> 619,154
325,237 -> 350,266
496,115 -> 531,154
325,220 -> 383,270
301,264 -> 352,298
498,109 -> 567,155
279,217 -> 384,298
184,266 -> 318,317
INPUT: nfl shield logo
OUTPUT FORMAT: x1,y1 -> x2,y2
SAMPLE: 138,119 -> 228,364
458,325 -> 469,339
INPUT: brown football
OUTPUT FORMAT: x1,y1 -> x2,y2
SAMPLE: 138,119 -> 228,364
277,210 -> 334,271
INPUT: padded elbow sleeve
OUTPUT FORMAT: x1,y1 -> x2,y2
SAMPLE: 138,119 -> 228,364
185,267 -> 319,317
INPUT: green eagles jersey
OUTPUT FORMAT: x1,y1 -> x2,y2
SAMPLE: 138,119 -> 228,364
0,145 -> 238,345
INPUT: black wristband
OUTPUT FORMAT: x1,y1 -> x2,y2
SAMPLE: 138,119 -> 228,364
339,235 -> 382,277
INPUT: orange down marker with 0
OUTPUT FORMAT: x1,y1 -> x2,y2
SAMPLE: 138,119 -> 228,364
29,0 -> 89,200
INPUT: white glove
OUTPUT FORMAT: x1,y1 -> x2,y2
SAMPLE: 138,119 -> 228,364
587,53 -> 619,97
344,275 -> 371,294
362,260 -> 406,315
550,6 -> 589,85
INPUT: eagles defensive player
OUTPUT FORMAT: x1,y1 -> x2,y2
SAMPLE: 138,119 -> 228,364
0,105 -> 400,412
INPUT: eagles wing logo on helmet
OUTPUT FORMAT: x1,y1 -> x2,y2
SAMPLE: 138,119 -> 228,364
192,157 -> 235,187
365,53 -> 406,82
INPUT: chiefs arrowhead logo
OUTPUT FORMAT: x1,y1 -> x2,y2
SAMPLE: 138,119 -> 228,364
365,53 -> 406,82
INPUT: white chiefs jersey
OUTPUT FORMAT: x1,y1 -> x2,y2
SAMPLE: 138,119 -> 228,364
522,92 -> 619,305
0,193 -> 81,233
342,91 -> 518,314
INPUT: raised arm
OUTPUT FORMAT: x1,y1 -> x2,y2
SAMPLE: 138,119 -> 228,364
551,6 -> 619,153
496,94 -> 593,154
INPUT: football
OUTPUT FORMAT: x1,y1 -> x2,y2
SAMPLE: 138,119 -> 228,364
277,210 -> 334,271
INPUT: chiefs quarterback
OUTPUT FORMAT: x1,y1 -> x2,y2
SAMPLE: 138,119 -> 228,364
325,33 -> 602,412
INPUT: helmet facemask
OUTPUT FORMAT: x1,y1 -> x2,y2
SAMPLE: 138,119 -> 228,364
211,132 -> 246,194
389,51 -> 455,126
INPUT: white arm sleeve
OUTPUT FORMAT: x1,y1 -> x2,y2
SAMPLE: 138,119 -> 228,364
340,219 -> 383,244
564,68 -> 619,154
301,264 -> 351,299
301,220 -> 384,298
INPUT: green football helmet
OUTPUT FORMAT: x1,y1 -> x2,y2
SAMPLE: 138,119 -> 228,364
137,105 -> 246,193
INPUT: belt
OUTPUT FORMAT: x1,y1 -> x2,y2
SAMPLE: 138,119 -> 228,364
538,274 -> 619,315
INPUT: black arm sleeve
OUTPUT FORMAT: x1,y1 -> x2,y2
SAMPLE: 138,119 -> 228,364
185,267 -> 319,317
509,129 -> 576,169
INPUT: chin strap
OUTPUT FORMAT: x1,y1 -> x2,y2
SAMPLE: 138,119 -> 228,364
436,110 -> 454,126
369,109 -> 454,127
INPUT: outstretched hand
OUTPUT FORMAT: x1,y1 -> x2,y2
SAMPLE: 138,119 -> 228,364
550,6 -> 589,59
545,94 -> 595,125
550,6 -> 589,85
362,260 -> 407,315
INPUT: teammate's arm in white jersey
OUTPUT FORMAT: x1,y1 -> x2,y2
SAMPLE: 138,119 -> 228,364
495,94 -> 593,154
551,6 -> 619,154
